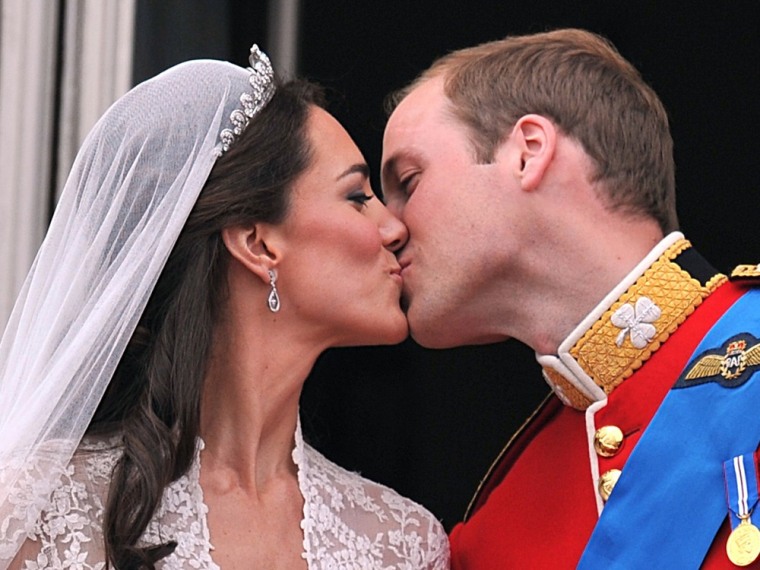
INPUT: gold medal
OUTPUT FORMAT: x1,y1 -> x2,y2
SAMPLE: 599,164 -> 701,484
726,518 -> 760,566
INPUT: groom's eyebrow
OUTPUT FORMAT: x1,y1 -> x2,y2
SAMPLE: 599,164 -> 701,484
381,156 -> 399,185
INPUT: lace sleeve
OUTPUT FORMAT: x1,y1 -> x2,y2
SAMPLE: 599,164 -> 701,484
378,488 -> 450,569
5,441 -> 117,570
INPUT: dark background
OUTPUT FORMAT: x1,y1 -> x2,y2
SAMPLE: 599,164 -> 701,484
135,1 -> 759,530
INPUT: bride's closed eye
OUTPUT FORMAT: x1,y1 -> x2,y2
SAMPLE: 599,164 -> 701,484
348,191 -> 374,209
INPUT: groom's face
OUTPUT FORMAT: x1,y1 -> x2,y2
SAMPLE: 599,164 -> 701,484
381,77 -> 512,348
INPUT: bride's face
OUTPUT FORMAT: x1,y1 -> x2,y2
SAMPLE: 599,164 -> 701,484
275,107 -> 409,347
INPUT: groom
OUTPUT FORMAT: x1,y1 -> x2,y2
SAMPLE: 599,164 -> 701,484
381,28 -> 760,568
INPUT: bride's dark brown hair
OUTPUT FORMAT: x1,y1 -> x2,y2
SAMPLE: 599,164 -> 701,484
87,79 -> 325,569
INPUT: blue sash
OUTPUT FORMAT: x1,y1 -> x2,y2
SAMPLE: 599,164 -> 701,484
579,289 -> 760,568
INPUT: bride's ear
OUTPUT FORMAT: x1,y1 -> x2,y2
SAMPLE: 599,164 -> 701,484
221,224 -> 283,284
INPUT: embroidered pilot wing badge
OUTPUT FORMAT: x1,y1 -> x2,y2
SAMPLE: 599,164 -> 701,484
674,333 -> 760,389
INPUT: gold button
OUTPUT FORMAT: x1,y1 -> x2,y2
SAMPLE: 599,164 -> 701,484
598,469 -> 622,502
594,425 -> 624,457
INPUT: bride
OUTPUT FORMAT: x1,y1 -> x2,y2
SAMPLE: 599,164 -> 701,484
0,45 -> 449,569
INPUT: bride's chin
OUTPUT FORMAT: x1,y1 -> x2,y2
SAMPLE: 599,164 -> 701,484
333,315 -> 408,348
366,315 -> 409,346
387,317 -> 410,345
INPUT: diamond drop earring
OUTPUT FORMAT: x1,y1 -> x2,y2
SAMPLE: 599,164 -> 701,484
267,269 -> 281,313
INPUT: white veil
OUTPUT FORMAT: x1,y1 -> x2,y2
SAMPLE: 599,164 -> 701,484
0,47 -> 274,567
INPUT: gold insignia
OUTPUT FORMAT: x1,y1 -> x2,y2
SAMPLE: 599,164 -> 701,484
685,340 -> 760,381
731,264 -> 760,281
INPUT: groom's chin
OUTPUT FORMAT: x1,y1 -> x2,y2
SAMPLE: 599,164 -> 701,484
407,316 -> 455,349
403,297 -> 460,348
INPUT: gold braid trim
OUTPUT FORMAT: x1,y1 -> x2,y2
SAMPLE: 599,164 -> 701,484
543,367 -> 595,410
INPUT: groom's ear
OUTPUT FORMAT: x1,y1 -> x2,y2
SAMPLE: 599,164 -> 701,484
508,114 -> 557,192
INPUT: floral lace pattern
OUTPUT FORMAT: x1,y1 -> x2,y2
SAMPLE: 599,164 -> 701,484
294,425 -> 449,569
0,443 -> 74,564
7,424 -> 449,569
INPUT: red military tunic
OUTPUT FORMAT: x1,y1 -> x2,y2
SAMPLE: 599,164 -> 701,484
450,234 -> 760,568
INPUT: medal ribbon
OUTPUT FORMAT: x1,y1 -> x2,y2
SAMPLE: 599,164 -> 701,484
579,288 -> 760,568
725,453 -> 760,528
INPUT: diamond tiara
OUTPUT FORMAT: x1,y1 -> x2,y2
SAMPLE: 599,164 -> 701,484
217,44 -> 276,156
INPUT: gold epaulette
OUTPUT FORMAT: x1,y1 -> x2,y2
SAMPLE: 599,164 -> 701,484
730,264 -> 760,282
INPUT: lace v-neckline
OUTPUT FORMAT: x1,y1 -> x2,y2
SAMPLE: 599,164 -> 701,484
190,418 -> 311,568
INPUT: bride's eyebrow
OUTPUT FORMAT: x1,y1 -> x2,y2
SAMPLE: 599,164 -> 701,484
336,163 -> 370,181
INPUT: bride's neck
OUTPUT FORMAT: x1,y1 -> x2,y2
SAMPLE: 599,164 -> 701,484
199,314 -> 319,489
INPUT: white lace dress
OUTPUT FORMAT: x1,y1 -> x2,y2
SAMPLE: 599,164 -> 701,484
8,424 -> 449,569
